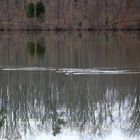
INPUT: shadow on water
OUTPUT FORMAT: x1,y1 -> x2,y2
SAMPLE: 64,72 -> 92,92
0,32 -> 140,139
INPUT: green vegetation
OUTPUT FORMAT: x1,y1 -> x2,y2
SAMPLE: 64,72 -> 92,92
0,107 -> 6,129
27,38 -> 46,58
36,1 -> 45,18
36,38 -> 46,57
26,1 -> 45,19
26,2 -> 35,18
27,41 -> 36,56
52,118 -> 65,136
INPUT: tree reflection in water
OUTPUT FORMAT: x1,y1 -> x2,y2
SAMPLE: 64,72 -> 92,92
0,32 -> 140,139
0,71 -> 139,139
27,37 -> 46,58
126,85 -> 140,136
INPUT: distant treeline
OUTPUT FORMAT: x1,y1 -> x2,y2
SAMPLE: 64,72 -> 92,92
0,0 -> 140,30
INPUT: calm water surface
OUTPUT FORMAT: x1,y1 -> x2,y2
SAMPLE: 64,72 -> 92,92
0,32 -> 140,140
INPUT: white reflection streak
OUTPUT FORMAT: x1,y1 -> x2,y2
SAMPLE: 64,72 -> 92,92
24,129 -> 139,140
1,67 -> 140,75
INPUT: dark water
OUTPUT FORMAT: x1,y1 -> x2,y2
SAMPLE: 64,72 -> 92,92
0,32 -> 140,140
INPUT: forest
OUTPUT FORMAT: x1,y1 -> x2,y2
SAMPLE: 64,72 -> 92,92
0,0 -> 140,30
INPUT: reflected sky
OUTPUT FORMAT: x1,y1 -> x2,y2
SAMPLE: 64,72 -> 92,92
24,130 -> 139,140
0,32 -> 140,140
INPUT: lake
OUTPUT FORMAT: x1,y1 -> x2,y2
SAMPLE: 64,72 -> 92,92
0,31 -> 140,140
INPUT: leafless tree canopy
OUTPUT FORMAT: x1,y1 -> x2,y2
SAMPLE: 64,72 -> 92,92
0,0 -> 140,30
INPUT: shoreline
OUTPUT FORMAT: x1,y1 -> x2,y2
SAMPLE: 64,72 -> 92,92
1,28 -> 140,32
